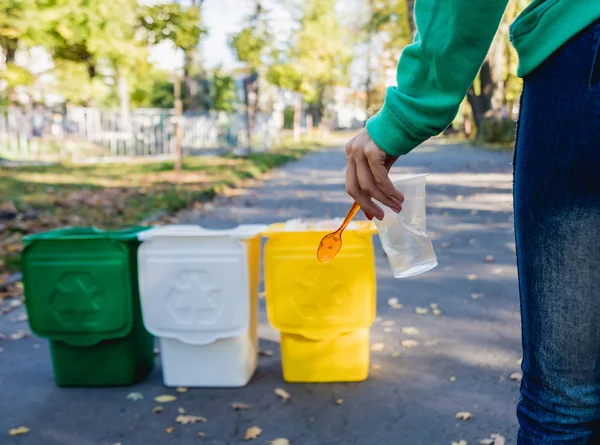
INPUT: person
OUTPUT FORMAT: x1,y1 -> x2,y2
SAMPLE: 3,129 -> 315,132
345,1 -> 600,443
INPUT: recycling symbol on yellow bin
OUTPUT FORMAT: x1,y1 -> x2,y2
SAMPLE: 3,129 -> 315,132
49,272 -> 105,327
292,264 -> 350,322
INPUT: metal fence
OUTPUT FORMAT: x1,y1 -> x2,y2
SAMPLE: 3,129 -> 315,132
0,107 -> 279,162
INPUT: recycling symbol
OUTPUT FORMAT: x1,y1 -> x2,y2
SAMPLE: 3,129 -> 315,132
292,264 -> 349,322
166,270 -> 222,324
49,273 -> 105,327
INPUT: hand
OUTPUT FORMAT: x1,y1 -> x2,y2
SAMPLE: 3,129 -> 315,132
345,129 -> 404,220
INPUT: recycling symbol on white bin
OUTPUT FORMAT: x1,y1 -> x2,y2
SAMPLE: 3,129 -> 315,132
165,270 -> 223,325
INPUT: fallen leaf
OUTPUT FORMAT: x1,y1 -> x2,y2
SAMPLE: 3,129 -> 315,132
415,307 -> 429,315
153,406 -> 164,414
9,426 -> 30,436
456,411 -> 473,420
197,431 -> 206,437
392,350 -> 400,358
509,372 -> 523,382
155,395 -> 177,403
176,387 -> 188,393
9,330 -> 30,340
176,415 -> 207,425
165,427 -> 174,434
387,297 -> 403,309
231,402 -> 252,411
10,313 -> 28,323
452,441 -> 468,445
275,388 -> 291,402
259,349 -> 273,357
471,293 -> 484,300
126,392 -> 144,402
402,327 -> 420,336
269,439 -> 290,445
371,342 -> 385,352
336,398 -> 343,405
479,434 -> 506,445
485,255 -> 495,263
456,195 -> 464,202
429,303 -> 438,309
493,268 -> 504,275
433,309 -> 442,316
245,426 -> 262,440
401,340 -> 419,348
450,376 -> 457,382
466,274 -> 478,281
178,407 -> 186,414
380,320 -> 395,327
372,363 -> 382,371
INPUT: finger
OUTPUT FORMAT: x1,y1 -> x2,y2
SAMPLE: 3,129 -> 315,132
346,157 -> 384,220
356,154 -> 402,212
367,153 -> 405,204
363,211 -> 373,221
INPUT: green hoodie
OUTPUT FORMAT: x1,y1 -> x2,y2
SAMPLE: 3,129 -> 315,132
366,0 -> 600,157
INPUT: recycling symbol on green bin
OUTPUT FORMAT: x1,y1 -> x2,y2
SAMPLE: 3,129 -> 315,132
49,272 -> 105,327
166,270 -> 223,325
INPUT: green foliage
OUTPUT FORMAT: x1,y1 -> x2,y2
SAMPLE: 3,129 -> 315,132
210,68 -> 237,112
128,69 -> 174,109
480,117 -> 515,144
137,3 -> 205,53
229,2 -> 272,72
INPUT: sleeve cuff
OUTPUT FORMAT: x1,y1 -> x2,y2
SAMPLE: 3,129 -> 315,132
365,105 -> 425,157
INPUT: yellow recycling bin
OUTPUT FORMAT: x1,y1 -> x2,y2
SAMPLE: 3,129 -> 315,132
264,221 -> 377,382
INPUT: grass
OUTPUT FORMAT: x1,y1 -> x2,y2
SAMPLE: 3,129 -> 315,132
0,135 -> 341,274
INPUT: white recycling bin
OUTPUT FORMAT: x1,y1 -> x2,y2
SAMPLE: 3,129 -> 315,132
137,224 -> 266,387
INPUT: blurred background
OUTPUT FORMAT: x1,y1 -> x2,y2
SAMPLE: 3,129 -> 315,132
0,0 -> 525,288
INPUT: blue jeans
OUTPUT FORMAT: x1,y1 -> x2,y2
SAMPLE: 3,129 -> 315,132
515,19 -> 600,444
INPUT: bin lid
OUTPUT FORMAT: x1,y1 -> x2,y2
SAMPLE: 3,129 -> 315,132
137,224 -> 266,241
21,227 -> 146,347
264,220 -> 376,236
23,226 -> 148,244
137,230 -> 256,345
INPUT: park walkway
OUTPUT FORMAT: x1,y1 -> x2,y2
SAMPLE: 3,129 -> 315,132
1,140 -> 520,445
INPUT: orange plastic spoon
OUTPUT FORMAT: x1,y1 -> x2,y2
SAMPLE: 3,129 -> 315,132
316,202 -> 361,263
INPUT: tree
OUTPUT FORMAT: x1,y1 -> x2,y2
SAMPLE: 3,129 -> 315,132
357,0 -> 413,116
230,0 -> 272,151
466,0 -> 525,141
210,68 -> 237,112
294,0 -> 352,128
0,0 -> 39,104
137,2 -> 207,110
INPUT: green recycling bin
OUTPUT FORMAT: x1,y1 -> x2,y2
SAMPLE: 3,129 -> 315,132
20,227 -> 154,387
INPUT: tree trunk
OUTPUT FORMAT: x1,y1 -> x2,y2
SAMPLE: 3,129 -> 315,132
244,72 -> 259,152
174,78 -> 183,171
293,95 -> 302,143
406,0 -> 416,37
117,69 -> 131,132
1,37 -> 19,105
466,35 -> 505,136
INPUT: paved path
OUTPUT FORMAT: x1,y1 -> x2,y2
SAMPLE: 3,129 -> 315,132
0,140 -> 521,445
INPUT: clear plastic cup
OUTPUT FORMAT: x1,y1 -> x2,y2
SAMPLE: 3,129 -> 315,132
373,174 -> 437,278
